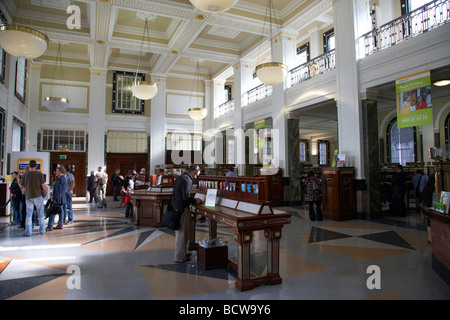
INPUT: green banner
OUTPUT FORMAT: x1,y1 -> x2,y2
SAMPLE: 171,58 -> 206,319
396,70 -> 432,128
254,119 -> 265,149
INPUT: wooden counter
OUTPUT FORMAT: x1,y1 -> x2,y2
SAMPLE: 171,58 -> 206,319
321,167 -> 356,221
421,206 -> 450,286
192,174 -> 291,291
192,195 -> 291,291
131,188 -> 173,227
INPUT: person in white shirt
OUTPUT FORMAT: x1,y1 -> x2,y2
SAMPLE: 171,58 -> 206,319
95,166 -> 108,208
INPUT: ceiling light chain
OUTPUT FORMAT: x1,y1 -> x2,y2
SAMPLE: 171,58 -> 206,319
45,43 -> 70,112
188,60 -> 207,121
131,18 -> 158,100
255,0 -> 288,86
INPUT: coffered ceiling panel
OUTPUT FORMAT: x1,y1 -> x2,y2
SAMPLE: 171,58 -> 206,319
1,0 -> 334,78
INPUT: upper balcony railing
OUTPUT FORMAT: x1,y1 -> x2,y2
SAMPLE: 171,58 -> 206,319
359,0 -> 450,57
288,49 -> 336,88
242,83 -> 273,107
214,98 -> 234,119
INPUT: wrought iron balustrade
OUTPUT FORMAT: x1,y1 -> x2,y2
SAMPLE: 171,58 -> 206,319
243,83 -> 273,107
214,98 -> 234,119
360,0 -> 450,57
288,50 -> 336,88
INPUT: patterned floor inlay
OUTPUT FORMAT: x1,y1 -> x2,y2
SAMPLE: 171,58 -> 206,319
0,198 -> 449,300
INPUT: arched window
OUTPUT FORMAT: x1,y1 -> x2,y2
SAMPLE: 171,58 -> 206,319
386,118 -> 417,165
445,113 -> 450,160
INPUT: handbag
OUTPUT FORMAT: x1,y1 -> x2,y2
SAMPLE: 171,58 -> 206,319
161,203 -> 181,230
123,194 -> 131,204
46,202 -> 61,217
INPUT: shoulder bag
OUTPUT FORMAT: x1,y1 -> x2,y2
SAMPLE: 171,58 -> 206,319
161,203 -> 182,230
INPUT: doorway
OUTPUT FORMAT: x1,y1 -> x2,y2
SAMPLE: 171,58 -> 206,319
50,152 -> 86,196
106,153 -> 148,195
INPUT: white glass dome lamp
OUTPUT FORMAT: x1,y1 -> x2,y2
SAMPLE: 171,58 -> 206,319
189,0 -> 239,13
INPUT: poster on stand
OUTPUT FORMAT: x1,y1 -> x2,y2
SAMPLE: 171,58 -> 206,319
396,70 -> 432,128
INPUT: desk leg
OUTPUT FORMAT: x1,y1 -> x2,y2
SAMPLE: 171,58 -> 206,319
133,200 -> 139,225
235,230 -> 253,291
209,219 -> 217,239
188,211 -> 197,251
265,227 -> 283,285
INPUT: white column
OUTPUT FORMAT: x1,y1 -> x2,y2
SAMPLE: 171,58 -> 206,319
233,63 -> 244,173
213,78 -> 226,108
233,61 -> 253,174
203,79 -> 216,166
308,27 -> 322,59
334,0 -> 364,179
150,75 -> 166,174
212,78 -> 226,165
204,79 -> 213,133
379,0 -> 396,26
88,68 -> 107,173
270,32 -> 296,176
5,55 -> 17,173
26,62 -> 42,152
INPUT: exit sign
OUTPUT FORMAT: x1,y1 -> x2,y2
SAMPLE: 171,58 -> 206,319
59,155 -> 67,160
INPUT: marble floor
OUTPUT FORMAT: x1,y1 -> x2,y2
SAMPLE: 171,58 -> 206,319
0,197 -> 449,301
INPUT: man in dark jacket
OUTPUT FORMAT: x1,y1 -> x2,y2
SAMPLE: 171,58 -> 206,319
172,165 -> 202,263
111,169 -> 120,201
47,166 -> 67,230
87,171 -> 96,203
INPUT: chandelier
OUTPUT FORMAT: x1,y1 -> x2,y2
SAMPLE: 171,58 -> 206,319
0,0 -> 48,60
131,18 -> 158,100
188,107 -> 208,120
44,43 -> 69,112
188,60 -> 207,121
0,25 -> 48,59
189,0 -> 239,13
45,97 -> 69,112
255,0 -> 287,86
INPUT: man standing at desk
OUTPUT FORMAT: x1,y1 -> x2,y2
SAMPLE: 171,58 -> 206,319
172,165 -> 202,263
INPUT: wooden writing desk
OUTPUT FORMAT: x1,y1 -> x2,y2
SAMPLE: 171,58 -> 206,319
132,187 -> 173,227
191,175 -> 291,291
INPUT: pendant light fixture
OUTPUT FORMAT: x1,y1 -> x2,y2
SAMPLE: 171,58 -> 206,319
0,0 -> 48,59
44,43 -> 69,112
188,60 -> 207,121
0,25 -> 48,59
255,0 -> 287,86
189,0 -> 239,13
131,18 -> 158,100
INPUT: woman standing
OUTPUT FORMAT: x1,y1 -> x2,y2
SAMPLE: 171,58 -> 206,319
9,171 -> 22,224
124,171 -> 136,221
305,170 -> 323,221
47,167 -> 67,231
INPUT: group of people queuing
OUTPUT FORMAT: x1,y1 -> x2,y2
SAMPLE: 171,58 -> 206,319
87,167 -> 142,220
9,161 -> 75,236
86,166 -> 109,208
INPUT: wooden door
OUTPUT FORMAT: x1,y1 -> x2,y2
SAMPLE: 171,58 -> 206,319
106,153 -> 148,195
50,152 -> 86,196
